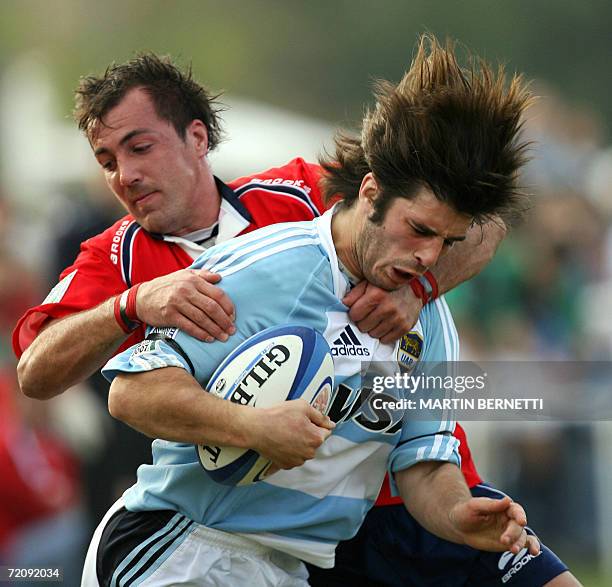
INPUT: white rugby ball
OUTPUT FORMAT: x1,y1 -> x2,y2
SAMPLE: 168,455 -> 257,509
196,325 -> 334,486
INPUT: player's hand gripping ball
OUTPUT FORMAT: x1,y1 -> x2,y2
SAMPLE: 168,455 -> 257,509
196,325 -> 335,486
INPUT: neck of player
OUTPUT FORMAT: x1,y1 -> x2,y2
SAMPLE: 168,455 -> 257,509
331,205 -> 364,282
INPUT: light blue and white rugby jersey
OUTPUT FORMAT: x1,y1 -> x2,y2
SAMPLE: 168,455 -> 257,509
102,209 -> 460,568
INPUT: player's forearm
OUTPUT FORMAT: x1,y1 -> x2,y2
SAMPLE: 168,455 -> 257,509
396,461 -> 472,544
430,218 -> 506,294
17,298 -> 129,400
108,367 -> 255,447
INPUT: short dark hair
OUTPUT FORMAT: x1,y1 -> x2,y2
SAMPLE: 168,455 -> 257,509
320,34 -> 534,225
74,52 -> 224,149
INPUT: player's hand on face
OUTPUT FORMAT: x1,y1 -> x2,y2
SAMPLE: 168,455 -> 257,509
343,281 -> 423,345
252,399 -> 335,470
449,496 -> 540,555
135,269 -> 236,342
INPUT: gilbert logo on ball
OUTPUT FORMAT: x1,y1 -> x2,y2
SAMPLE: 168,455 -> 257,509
196,325 -> 334,486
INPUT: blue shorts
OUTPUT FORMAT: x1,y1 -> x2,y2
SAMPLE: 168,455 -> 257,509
306,484 -> 568,587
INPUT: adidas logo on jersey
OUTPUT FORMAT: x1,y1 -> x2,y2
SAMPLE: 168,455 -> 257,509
331,325 -> 370,357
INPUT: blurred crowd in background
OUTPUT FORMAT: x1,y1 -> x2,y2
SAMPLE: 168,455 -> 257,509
446,83 -> 612,581
449,82 -> 612,362
1,36 -> 611,587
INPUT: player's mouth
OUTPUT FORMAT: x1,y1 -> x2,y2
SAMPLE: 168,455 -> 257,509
132,191 -> 159,206
391,267 -> 417,284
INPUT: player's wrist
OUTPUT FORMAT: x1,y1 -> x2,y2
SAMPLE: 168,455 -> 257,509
113,284 -> 143,333
447,507 -> 465,545
243,406 -> 282,458
447,500 -> 472,546
409,270 -> 439,306
229,404 -> 262,450
409,278 -> 426,308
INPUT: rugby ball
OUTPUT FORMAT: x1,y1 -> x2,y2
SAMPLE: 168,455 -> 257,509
196,325 -> 334,486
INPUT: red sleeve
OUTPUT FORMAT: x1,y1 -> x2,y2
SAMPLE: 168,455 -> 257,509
229,158 -> 328,231
12,222 -> 129,358
453,423 -> 482,488
295,158 -> 327,214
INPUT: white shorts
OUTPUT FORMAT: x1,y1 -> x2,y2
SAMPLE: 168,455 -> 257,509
81,499 -> 309,587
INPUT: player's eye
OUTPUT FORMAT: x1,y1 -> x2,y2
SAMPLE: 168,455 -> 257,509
100,160 -> 116,172
132,144 -> 152,153
443,239 -> 455,248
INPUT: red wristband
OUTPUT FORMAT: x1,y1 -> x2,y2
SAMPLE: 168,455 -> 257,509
113,293 -> 131,334
423,270 -> 439,301
125,283 -> 141,322
409,278 -> 428,306
113,284 -> 142,334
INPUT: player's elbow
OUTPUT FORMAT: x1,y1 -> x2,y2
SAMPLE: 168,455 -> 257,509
108,376 -> 137,423
17,353 -> 61,400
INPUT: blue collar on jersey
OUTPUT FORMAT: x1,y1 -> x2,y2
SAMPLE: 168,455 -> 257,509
214,176 -> 252,223
147,176 -> 252,241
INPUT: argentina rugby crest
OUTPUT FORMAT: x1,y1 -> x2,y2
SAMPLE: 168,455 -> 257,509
397,330 -> 423,372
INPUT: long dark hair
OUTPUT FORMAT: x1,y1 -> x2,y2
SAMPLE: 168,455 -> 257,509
320,34 -> 534,224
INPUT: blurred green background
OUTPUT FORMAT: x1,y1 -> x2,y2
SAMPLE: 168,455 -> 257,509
1,0 -> 611,132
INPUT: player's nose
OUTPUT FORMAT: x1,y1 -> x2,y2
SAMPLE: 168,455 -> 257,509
414,238 -> 444,269
118,161 -> 143,187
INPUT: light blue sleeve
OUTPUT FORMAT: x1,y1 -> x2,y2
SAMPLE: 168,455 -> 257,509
386,296 -> 461,496
102,225 -> 331,388
102,338 -> 192,381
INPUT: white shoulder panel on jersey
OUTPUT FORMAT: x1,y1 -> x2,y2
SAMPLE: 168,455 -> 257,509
42,269 -> 78,304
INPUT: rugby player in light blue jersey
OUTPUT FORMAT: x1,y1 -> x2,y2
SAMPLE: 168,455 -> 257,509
82,36 -> 541,587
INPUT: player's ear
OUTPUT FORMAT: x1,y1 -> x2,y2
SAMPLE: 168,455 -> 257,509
358,172 -> 380,213
187,119 -> 209,158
